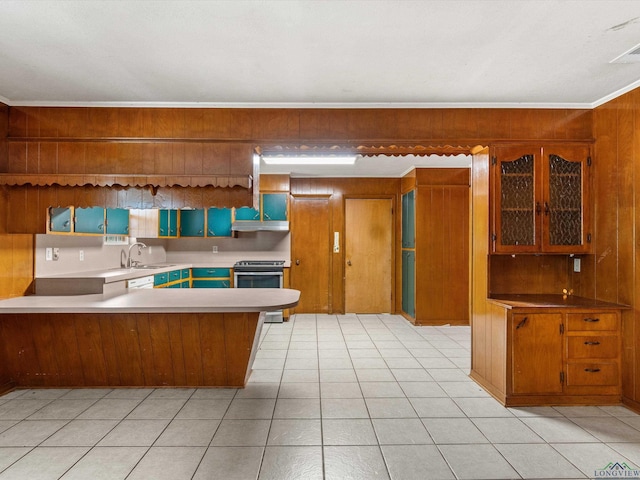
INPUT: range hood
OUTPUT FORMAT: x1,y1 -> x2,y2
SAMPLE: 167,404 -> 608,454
231,221 -> 289,232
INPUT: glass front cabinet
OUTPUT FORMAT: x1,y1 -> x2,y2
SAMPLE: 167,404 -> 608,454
491,144 -> 592,254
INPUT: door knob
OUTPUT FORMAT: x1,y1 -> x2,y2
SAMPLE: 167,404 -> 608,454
347,260 -> 352,266
295,259 -> 300,265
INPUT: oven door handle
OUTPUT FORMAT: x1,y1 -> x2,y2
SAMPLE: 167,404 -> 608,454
234,271 -> 283,276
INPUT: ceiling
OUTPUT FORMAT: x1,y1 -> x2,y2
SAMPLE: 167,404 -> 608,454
1,0 -> 640,109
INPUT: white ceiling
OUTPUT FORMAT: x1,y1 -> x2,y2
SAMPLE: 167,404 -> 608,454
1,0 -> 640,108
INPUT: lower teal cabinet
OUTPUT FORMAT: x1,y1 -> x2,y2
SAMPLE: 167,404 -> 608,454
402,250 -> 415,318
192,279 -> 231,288
154,272 -> 169,286
190,267 -> 231,288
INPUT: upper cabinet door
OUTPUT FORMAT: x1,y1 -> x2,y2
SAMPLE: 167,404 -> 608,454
207,207 -> 232,237
542,144 -> 591,254
235,206 -> 260,221
492,144 -> 592,254
492,146 -> 542,254
179,209 -> 205,237
401,190 -> 415,249
49,207 -> 73,233
262,193 -> 288,221
75,207 -> 105,234
105,208 -> 129,235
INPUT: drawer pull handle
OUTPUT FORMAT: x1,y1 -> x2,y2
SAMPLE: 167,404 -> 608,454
584,341 -> 601,346
584,368 -> 601,373
583,318 -> 600,323
516,317 -> 528,329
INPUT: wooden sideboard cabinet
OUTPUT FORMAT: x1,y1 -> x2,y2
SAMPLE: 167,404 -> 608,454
471,295 -> 625,406
491,144 -> 592,254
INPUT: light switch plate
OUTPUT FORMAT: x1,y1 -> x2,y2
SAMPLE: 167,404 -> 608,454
45,247 -> 53,261
573,258 -> 581,272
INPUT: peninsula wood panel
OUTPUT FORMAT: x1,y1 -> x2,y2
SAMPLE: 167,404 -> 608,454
592,88 -> 640,412
0,312 -> 260,388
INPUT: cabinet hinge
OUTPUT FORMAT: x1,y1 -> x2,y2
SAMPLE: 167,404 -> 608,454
560,371 -> 565,384
491,233 -> 497,242
587,233 -> 592,243
491,156 -> 497,166
587,156 -> 592,167
560,323 -> 564,335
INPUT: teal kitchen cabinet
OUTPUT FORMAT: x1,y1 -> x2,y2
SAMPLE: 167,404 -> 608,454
105,208 -> 129,235
191,267 -> 231,288
402,250 -> 415,318
158,209 -> 179,237
234,206 -> 260,221
180,209 -> 205,237
49,207 -> 73,233
75,207 -> 105,234
402,190 -> 415,248
207,207 -> 232,237
262,193 -> 288,221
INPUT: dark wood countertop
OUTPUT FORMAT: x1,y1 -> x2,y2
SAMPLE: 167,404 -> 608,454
488,294 -> 630,310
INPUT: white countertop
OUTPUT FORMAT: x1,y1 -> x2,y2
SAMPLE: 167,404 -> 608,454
0,288 -> 300,314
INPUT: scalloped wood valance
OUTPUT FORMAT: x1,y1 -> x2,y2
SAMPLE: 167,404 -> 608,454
0,174 -> 252,190
255,143 -> 483,157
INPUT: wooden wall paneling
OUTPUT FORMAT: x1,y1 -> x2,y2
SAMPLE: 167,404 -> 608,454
0,315 -> 36,385
7,142 -> 26,173
172,143 -> 185,175
39,142 -> 58,173
74,316 -> 109,385
184,143 -> 204,175
251,109 -> 300,140
634,89 -> 640,406
135,314 -> 155,386
180,314 -> 205,386
198,313 -> 227,385
29,315 -> 59,386
260,174 -> 290,192
51,315 -> 85,385
154,143 -> 173,175
111,315 -> 146,385
223,313 -> 256,386
6,188 -> 28,234
489,256 -> 570,295
57,142 -> 86,174
99,316 -> 122,385
167,315 -> 187,386
147,314 -> 175,386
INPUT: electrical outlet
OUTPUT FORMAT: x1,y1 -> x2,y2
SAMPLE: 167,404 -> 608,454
53,248 -> 59,261
573,258 -> 581,273
212,246 -> 218,253
148,246 -> 152,254
45,248 -> 53,261
79,250 -> 84,261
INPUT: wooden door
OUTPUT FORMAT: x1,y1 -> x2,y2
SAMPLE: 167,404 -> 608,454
511,312 -> 563,394
290,196 -> 331,313
345,198 -> 393,313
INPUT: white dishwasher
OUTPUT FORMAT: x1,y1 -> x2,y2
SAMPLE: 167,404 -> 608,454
127,276 -> 154,289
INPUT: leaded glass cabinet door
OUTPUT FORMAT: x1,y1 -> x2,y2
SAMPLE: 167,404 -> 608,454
492,146 -> 542,253
541,145 -> 591,253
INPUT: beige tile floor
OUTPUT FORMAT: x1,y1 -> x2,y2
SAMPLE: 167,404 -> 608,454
0,313 -> 639,479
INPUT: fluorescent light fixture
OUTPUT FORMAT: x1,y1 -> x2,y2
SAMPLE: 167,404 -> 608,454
261,155 -> 357,165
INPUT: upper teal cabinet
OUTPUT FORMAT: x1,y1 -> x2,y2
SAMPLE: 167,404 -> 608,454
262,193 -> 288,221
180,209 -> 205,237
75,207 -> 105,234
105,208 -> 129,235
49,207 -> 72,233
207,208 -> 232,237
159,209 -> 179,237
402,190 -> 415,248
235,206 -> 260,221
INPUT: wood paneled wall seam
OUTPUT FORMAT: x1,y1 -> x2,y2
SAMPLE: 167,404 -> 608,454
592,88 -> 640,411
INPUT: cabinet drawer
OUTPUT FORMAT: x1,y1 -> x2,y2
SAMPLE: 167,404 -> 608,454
154,273 -> 169,286
191,268 -> 230,278
169,270 -> 181,282
566,313 -> 618,332
192,279 -> 231,288
566,362 -> 619,386
566,336 -> 618,359
181,269 -> 190,279
181,280 -> 190,288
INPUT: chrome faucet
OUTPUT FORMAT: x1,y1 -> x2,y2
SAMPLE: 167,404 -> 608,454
127,242 -> 147,268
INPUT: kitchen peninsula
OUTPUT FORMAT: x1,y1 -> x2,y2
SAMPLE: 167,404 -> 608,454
0,288 -> 300,394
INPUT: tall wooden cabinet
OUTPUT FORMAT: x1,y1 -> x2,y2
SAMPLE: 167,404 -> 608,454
491,144 -> 591,254
400,169 -> 469,325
